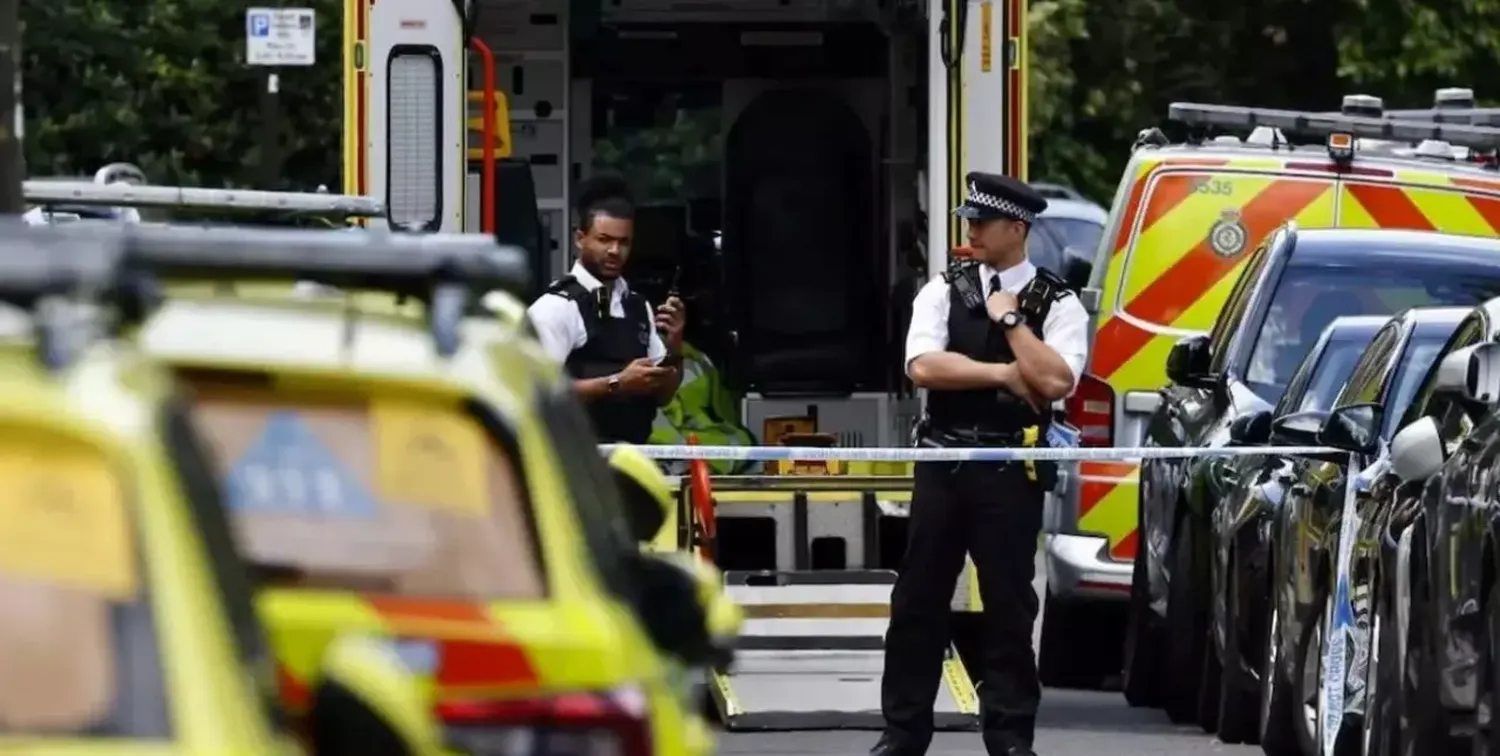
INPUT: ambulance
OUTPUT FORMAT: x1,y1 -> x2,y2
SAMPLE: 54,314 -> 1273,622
341,0 -> 1045,730
1044,90 -> 1500,695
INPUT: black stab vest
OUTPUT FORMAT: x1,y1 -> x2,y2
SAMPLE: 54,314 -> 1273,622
546,276 -> 657,444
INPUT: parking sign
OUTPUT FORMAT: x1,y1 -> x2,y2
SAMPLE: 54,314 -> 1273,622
245,8 -> 316,66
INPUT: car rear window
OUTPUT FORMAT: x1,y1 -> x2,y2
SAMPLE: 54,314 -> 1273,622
183,380 -> 545,600
1246,265 -> 1500,402
0,431 -> 168,738
1117,171 -> 1334,331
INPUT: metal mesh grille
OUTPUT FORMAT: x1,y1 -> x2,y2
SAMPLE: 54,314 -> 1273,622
387,51 -> 440,230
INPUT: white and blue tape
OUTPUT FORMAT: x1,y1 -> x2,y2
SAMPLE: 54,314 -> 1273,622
596,443 -> 1345,463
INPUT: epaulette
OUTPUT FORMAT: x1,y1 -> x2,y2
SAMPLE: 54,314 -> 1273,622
1032,267 -> 1074,301
546,275 -> 583,298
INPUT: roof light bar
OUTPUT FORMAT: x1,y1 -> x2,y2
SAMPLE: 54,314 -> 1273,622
0,221 -> 123,305
1382,107 -> 1500,127
1168,102 -> 1500,151
22,182 -> 385,218
102,224 -> 529,298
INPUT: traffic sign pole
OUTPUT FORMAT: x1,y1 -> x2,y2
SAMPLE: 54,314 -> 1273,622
261,70 -> 282,189
245,7 -> 316,190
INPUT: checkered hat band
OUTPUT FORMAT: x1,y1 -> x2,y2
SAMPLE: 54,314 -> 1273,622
967,189 -> 1035,224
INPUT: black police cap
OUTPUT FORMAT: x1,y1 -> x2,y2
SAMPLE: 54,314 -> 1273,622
952,172 -> 1049,223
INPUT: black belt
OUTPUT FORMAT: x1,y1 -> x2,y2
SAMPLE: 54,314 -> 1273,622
920,425 -> 1031,448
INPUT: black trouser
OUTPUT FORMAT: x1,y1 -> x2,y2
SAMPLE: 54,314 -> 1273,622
880,459 -> 1045,755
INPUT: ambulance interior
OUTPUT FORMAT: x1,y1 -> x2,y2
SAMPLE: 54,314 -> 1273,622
474,2 -> 1052,573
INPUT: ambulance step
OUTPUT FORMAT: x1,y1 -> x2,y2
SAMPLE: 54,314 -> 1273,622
711,570 -> 979,732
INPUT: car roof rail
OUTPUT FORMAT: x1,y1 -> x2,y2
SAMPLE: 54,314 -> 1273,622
21,181 -> 385,219
0,220 -> 137,371
1167,102 -> 1500,151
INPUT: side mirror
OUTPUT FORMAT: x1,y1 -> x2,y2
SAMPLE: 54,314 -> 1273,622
1269,409 -> 1329,447
1317,402 -> 1383,455
1433,341 -> 1500,404
631,552 -> 735,670
1061,247 -> 1093,291
1166,334 -> 1214,388
1228,410 -> 1272,445
308,635 -> 442,756
1389,417 -> 1447,483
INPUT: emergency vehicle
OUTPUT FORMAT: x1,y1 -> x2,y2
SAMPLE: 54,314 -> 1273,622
344,0 -> 1028,731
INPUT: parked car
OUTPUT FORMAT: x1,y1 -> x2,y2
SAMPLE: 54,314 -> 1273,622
1129,225 -> 1500,726
1203,313 -> 1395,742
1360,295 -> 1500,755
1255,306 -> 1467,755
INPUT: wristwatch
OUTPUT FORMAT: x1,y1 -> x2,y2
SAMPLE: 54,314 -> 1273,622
999,310 -> 1026,330
607,374 -> 621,393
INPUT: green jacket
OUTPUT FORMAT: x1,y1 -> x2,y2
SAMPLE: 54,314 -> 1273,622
649,343 -> 757,475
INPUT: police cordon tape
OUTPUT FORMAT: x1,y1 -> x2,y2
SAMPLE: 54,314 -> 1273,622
610,440 -> 1363,756
595,442 -> 1348,462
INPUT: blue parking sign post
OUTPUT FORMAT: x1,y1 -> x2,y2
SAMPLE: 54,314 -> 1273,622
245,7 -> 314,190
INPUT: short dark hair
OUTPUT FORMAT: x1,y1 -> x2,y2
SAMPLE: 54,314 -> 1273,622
575,173 -> 636,231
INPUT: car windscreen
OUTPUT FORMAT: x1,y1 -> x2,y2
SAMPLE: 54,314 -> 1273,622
1382,336 -> 1449,439
1042,217 -> 1105,252
183,382 -> 545,600
1292,335 -> 1371,414
1027,217 -> 1103,276
0,431 -> 169,738
1245,264 -> 1500,402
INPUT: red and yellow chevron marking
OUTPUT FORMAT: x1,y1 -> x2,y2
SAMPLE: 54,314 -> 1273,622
1077,461 -> 1138,560
273,594 -> 541,713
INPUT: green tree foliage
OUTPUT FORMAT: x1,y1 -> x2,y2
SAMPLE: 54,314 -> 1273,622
18,0 -> 1498,201
20,0 -> 342,187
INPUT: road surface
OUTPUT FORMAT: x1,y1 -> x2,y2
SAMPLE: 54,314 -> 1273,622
715,550 -> 1260,755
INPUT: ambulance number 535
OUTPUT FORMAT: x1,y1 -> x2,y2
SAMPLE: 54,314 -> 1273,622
1195,178 -> 1233,196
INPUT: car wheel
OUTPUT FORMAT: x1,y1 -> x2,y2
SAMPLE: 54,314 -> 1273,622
1259,569 -> 1301,756
1039,591 -> 1121,691
1215,547 -> 1258,744
1164,513 -> 1205,725
1122,538 -> 1165,708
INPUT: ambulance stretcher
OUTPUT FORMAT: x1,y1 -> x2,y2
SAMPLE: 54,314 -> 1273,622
678,474 -> 980,731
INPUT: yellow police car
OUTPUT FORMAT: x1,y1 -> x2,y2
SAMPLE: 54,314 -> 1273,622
119,224 -> 721,756
0,235 -> 439,756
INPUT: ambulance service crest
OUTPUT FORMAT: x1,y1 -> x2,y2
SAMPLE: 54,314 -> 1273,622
1208,209 -> 1248,257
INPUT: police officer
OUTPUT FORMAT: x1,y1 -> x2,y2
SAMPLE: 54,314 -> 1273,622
528,174 -> 686,443
873,173 -> 1090,756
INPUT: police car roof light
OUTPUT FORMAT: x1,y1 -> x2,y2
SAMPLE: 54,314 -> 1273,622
1413,139 -> 1457,160
1436,87 -> 1476,110
1167,102 -> 1500,151
1342,94 -> 1384,118
21,181 -> 386,219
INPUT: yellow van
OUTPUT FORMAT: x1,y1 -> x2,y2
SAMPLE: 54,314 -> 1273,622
1038,96 -> 1500,688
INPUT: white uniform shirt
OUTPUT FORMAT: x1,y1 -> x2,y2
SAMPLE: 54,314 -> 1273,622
904,260 -> 1091,394
527,261 -> 669,366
